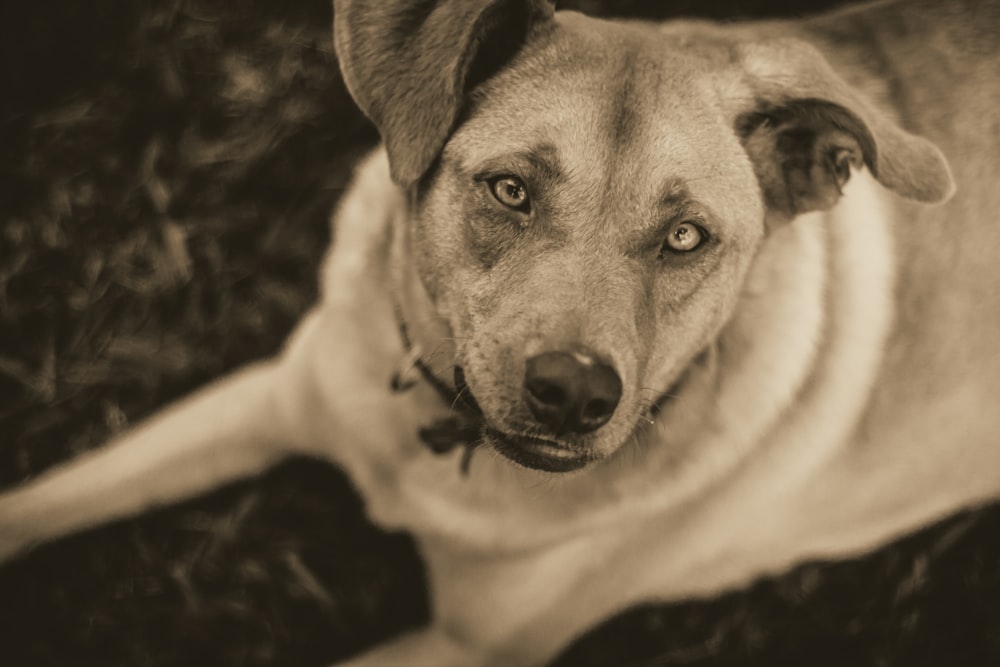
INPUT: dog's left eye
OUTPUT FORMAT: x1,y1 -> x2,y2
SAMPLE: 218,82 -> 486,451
660,221 -> 707,256
488,176 -> 531,212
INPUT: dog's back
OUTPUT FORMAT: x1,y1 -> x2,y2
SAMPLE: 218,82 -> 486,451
785,0 -> 1000,547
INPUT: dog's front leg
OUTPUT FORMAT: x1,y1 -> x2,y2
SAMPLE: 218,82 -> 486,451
0,358 -> 298,563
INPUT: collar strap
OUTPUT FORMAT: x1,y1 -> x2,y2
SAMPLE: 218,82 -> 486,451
393,305 -> 464,406
392,303 -> 483,474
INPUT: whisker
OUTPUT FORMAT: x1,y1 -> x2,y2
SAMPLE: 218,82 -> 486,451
450,387 -> 470,411
420,340 -> 450,364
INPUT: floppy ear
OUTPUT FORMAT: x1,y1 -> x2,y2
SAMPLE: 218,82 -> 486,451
735,38 -> 955,219
333,0 -> 556,187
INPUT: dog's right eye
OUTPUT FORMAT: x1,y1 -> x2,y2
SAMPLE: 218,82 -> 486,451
488,176 -> 531,212
657,220 -> 708,258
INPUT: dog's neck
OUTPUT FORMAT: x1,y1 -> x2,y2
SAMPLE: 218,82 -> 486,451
386,191 -> 458,387
385,193 -> 492,469
389,195 -> 455,370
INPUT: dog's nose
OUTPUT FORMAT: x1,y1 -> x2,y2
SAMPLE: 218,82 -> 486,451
524,351 -> 622,434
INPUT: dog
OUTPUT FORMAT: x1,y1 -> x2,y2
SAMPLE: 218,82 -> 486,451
2,0 -> 999,664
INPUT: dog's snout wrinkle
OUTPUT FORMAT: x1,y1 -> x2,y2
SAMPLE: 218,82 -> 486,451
524,350 -> 622,434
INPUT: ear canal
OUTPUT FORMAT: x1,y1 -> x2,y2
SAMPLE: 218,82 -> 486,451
736,38 -> 955,215
334,0 -> 555,187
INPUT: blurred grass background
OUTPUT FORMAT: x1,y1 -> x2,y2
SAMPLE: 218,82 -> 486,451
0,1 -> 998,665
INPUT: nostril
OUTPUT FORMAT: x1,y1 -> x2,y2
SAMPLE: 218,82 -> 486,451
529,380 -> 567,407
582,398 -> 613,421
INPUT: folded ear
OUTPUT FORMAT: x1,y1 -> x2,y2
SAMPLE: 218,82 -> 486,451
334,0 -> 555,187
735,38 -> 955,219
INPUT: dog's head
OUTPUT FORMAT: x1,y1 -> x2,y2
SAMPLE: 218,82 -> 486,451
334,0 -> 953,473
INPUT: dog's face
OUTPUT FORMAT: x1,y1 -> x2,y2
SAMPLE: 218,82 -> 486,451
334,0 -> 952,473
411,16 -> 763,471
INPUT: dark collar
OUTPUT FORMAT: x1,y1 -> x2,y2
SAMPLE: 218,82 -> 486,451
392,304 -> 484,474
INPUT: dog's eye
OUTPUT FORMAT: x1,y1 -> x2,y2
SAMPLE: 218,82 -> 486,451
488,176 -> 531,212
660,221 -> 706,256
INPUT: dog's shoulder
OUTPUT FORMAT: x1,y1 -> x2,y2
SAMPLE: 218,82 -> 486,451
320,147 -> 403,300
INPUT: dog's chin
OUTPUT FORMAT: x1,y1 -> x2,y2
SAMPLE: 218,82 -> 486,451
484,428 -> 594,473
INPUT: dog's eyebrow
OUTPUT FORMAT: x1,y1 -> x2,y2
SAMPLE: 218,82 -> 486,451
471,143 -> 564,182
656,178 -> 692,209
631,178 -> 696,231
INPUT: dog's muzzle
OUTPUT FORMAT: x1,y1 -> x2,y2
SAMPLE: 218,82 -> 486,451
414,364 -> 618,474
484,352 -> 620,473
443,366 -> 601,473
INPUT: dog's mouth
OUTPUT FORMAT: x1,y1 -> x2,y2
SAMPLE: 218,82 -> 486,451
413,345 -> 702,474
416,366 -> 608,473
485,428 -> 594,473
452,367 -> 594,473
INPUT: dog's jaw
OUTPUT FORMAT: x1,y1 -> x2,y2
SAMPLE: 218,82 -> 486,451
408,361 -> 601,474
485,429 -> 594,473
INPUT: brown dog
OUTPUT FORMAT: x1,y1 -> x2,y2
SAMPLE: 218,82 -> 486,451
2,0 -> 999,664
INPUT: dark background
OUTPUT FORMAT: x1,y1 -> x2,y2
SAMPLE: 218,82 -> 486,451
1,1 -> 998,665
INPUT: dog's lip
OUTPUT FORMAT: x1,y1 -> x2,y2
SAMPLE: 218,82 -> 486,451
485,428 -> 592,473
